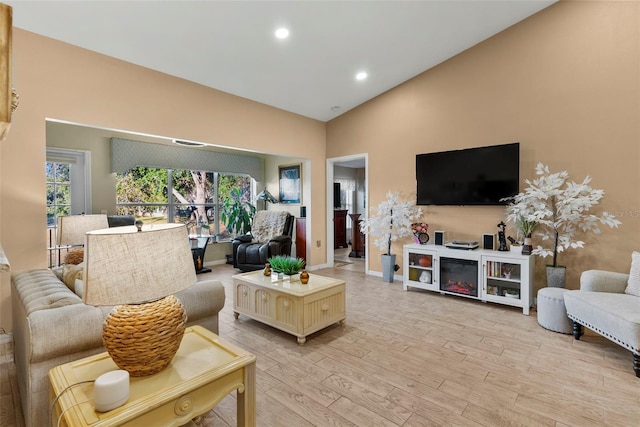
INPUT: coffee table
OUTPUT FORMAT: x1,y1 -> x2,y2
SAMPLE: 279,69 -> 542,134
49,325 -> 256,426
232,270 -> 346,344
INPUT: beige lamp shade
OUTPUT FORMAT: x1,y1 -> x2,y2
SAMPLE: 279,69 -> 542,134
57,214 -> 109,246
83,223 -> 196,306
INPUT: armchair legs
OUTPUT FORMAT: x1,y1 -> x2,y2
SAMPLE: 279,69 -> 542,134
571,321 -> 584,340
571,321 -> 640,378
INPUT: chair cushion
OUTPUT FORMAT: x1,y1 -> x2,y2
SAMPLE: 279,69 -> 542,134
564,290 -> 640,352
251,211 -> 290,243
624,251 -> 640,296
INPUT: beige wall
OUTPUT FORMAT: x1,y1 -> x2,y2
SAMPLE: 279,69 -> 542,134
0,29 -> 326,332
327,1 -> 640,290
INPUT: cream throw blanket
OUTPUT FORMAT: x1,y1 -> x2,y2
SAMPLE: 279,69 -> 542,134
251,211 -> 290,243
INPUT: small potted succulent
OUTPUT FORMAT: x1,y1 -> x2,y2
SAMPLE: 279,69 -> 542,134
267,255 -> 305,282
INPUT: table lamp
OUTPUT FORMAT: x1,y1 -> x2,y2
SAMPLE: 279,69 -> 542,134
256,189 -> 278,210
83,223 -> 197,377
57,214 -> 109,247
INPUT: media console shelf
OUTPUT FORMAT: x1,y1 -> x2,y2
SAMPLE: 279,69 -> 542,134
403,243 -> 534,315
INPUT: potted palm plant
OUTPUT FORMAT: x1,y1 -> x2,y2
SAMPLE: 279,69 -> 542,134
268,255 -> 305,281
505,163 -> 621,287
360,191 -> 423,283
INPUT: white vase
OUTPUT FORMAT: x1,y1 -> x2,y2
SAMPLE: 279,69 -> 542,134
521,237 -> 533,255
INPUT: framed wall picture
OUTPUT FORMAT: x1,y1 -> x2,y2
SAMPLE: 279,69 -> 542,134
279,163 -> 301,204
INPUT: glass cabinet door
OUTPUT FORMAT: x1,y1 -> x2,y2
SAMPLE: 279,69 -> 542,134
405,249 -> 438,291
484,259 -> 522,300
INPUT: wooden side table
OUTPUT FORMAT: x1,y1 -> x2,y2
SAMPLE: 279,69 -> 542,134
49,325 -> 256,427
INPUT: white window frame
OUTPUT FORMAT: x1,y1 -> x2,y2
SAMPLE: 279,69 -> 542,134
46,147 -> 92,215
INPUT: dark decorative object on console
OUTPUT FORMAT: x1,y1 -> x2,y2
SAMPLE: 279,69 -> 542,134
497,221 -> 508,251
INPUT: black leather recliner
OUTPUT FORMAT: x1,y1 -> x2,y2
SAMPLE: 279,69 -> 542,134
232,211 -> 294,272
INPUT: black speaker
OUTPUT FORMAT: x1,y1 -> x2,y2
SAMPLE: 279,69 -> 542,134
434,230 -> 446,246
300,206 -> 306,218
483,233 -> 495,250
333,183 -> 341,208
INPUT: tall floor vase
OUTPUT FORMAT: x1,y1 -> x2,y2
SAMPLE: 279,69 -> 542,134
381,254 -> 396,283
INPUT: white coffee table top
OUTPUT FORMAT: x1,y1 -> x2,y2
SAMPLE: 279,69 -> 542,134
232,270 -> 344,296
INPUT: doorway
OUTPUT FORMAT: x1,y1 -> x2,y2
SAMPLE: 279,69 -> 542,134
326,154 -> 367,273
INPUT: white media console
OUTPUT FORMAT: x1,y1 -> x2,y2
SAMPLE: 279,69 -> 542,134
403,243 -> 534,315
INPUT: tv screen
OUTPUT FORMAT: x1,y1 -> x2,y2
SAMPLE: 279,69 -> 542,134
416,142 -> 520,206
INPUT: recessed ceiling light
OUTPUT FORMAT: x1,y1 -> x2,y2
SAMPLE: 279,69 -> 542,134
356,72 -> 368,81
275,28 -> 289,39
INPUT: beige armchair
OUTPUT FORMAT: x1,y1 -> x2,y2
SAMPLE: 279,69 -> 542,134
564,269 -> 640,377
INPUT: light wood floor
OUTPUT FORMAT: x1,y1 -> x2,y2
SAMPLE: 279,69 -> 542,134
3,262 -> 639,426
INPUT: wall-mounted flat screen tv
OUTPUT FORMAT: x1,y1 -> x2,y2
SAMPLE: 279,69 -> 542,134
416,142 -> 520,206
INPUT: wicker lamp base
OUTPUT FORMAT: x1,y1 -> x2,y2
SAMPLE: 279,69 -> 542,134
102,295 -> 187,377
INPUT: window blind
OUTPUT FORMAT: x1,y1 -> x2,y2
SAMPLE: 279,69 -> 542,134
111,138 -> 263,180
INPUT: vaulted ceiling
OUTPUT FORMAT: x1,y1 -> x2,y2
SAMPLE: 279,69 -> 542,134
7,1 -> 556,122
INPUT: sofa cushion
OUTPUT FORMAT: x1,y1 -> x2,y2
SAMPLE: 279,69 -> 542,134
12,269 -> 81,316
62,262 -> 84,291
564,290 -> 640,352
624,251 -> 640,296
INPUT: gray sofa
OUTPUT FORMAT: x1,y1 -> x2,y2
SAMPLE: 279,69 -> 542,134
564,269 -> 640,377
11,268 -> 225,427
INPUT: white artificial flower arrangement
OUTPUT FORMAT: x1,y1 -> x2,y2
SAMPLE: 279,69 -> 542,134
505,163 -> 620,267
360,191 -> 423,256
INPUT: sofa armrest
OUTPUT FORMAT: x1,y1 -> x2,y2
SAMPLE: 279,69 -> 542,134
28,304 -> 109,363
580,270 -> 630,293
233,234 -> 253,244
176,279 -> 225,323
269,235 -> 292,244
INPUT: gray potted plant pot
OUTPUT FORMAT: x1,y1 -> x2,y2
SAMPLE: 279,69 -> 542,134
546,265 -> 566,288
381,254 -> 397,283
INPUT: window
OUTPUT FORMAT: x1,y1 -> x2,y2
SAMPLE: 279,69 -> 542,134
46,148 -> 91,267
45,148 -> 91,225
116,167 -> 254,239
46,161 -> 70,226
